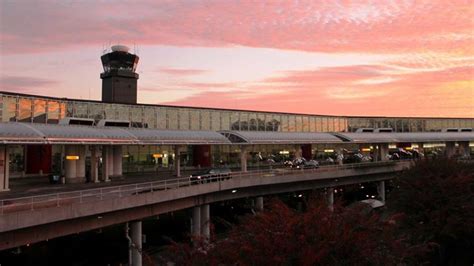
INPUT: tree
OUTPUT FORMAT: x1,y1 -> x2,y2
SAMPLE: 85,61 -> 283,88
161,197 -> 406,265
388,159 -> 474,265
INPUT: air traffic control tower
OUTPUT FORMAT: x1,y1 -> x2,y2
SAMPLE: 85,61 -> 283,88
100,45 -> 139,104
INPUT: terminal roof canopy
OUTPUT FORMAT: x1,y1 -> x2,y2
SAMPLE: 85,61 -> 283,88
220,130 -> 343,144
127,128 -> 230,144
337,132 -> 474,143
0,123 -> 230,145
1,123 -> 473,145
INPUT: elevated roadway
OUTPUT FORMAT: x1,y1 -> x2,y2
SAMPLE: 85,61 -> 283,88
0,160 -> 411,250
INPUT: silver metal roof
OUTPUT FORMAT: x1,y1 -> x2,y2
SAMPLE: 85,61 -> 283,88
127,128 -> 231,145
1,123 -> 473,145
0,123 -> 230,145
220,130 -> 343,144
336,132 -> 474,143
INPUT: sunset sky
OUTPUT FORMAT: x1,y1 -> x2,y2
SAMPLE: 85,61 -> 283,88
1,0 -> 473,118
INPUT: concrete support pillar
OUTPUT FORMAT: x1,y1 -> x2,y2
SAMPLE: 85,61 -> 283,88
174,145 -> 182,177
107,146 -> 114,178
201,204 -> 210,241
113,146 -> 123,177
416,143 -> 425,159
445,141 -> 456,158
60,145 -> 65,177
90,146 -> 99,183
0,145 -> 10,191
64,145 -> 87,183
255,196 -> 264,212
377,181 -> 386,203
240,146 -> 248,172
294,145 -> 302,159
101,146 -> 111,182
458,141 -> 470,158
76,145 -> 86,180
64,145 -> 77,183
192,206 -> 201,237
327,188 -> 334,212
131,221 -> 142,266
337,148 -> 344,165
378,143 -> 389,161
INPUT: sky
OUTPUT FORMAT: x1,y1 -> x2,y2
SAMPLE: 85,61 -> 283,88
0,0 -> 473,118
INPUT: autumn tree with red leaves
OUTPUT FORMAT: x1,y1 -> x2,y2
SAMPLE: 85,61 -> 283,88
160,159 -> 473,265
388,159 -> 474,265
161,198 -> 406,265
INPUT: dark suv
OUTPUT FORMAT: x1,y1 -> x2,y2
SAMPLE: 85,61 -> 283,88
190,167 -> 232,183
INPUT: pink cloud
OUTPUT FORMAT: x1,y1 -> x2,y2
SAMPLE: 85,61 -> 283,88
1,1 -> 472,54
0,75 -> 59,93
163,64 -> 474,118
158,68 -> 209,76
1,1 -> 472,118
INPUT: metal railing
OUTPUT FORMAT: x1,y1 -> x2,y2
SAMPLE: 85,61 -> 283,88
0,160 -> 407,215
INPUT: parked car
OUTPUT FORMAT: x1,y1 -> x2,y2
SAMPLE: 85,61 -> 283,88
190,167 -> 232,184
343,153 -> 372,164
300,159 -> 320,169
290,158 -> 320,169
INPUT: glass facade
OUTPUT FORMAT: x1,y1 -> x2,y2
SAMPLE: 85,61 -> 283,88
33,99 -> 46,123
0,93 -> 472,133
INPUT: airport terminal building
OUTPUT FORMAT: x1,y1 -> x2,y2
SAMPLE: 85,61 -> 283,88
0,45 -> 473,181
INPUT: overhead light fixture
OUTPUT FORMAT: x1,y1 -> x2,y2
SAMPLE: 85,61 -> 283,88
66,155 -> 79,160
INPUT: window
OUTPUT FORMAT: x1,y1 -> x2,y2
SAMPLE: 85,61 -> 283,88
249,113 -> 257,131
18,98 -> 32,122
179,109 -> 190,130
2,96 -> 16,122
157,107 -> 167,129
240,113 -> 248,131
47,101 -> 60,124
143,107 -> 156,128
221,112 -> 231,130
201,110 -> 210,130
211,111 -> 221,131
281,115 -> 289,132
33,99 -> 46,123
168,108 -> 178,129
88,103 -> 104,121
190,110 -> 200,130
289,115 -> 296,132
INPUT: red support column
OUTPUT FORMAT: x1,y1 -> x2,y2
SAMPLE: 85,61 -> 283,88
193,145 -> 211,168
301,144 -> 312,160
26,145 -> 52,175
